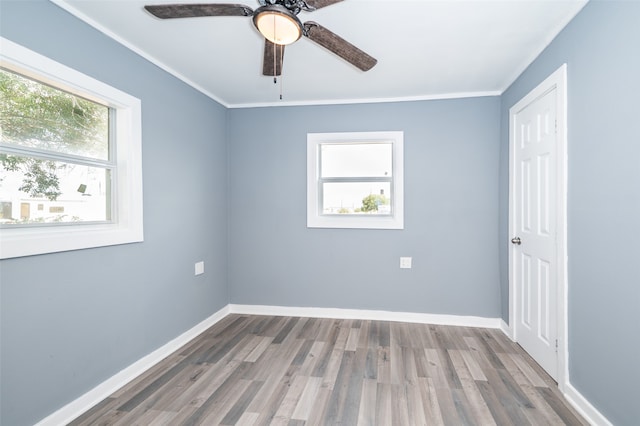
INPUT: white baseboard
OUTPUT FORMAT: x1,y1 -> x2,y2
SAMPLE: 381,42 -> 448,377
563,382 -> 613,426
34,305 -> 230,426
499,319 -> 514,340
228,304 -> 502,329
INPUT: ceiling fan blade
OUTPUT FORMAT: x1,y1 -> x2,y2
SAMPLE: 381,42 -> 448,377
144,4 -> 253,19
303,22 -> 377,71
263,39 -> 284,77
305,0 -> 344,10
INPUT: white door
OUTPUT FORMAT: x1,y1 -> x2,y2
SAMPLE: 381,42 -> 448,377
509,65 -> 567,382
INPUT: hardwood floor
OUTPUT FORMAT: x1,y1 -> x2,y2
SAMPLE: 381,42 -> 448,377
70,315 -> 587,425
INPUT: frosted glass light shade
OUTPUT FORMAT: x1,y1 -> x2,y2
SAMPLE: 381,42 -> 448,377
253,6 -> 302,45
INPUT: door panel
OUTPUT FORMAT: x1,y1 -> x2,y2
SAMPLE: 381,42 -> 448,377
512,88 -> 558,380
521,253 -> 531,327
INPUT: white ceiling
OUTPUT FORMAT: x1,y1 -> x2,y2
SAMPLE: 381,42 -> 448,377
52,0 -> 587,108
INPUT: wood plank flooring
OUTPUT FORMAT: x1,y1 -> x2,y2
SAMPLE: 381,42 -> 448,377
70,315 -> 587,425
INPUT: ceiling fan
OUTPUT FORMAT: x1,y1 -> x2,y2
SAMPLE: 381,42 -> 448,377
144,0 -> 377,78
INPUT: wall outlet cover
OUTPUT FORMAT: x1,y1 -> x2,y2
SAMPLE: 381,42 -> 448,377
195,261 -> 204,275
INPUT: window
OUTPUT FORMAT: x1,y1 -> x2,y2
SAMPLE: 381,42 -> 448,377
307,131 -> 404,229
0,38 -> 143,258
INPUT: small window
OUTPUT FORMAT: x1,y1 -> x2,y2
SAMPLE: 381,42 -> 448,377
307,131 -> 404,229
0,38 -> 143,258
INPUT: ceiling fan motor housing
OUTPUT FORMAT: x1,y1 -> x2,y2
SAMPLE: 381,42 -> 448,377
259,0 -> 316,15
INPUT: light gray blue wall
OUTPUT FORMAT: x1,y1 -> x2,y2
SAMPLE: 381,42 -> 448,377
0,2 -> 229,425
228,99 -> 502,317
499,2 -> 640,424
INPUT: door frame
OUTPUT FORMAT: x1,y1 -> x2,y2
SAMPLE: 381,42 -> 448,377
508,63 -> 568,391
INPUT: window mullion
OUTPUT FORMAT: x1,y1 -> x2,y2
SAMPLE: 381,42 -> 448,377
0,144 -> 114,168
319,176 -> 393,184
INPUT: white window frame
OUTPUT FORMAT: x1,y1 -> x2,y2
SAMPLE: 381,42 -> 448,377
0,38 -> 143,259
307,131 -> 404,229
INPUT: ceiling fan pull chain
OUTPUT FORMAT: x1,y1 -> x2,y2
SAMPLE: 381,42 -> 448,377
273,41 -> 277,84
279,44 -> 284,99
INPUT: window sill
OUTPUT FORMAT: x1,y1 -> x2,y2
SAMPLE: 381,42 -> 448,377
0,221 -> 143,259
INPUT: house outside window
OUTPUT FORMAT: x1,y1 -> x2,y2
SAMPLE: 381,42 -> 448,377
307,131 -> 404,229
0,38 -> 143,259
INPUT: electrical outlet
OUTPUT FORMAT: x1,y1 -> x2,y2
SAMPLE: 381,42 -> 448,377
195,261 -> 204,276
400,257 -> 412,269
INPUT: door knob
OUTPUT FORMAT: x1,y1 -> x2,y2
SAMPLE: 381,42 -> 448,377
511,237 -> 521,245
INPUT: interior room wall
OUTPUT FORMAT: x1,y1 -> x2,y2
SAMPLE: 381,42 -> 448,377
0,2 -> 229,425
227,98 -> 502,318
498,2 -> 640,424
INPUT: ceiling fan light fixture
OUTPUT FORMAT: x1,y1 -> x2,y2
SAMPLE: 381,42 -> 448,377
253,5 -> 302,45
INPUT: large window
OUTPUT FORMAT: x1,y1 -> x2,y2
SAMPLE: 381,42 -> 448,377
0,38 -> 143,258
307,131 -> 404,229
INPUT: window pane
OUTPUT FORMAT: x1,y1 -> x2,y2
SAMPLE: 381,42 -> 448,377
0,68 -> 109,160
0,154 -> 110,224
321,143 -> 392,178
322,182 -> 391,215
